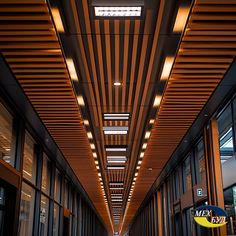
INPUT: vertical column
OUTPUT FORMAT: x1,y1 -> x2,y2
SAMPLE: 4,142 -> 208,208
204,119 -> 226,236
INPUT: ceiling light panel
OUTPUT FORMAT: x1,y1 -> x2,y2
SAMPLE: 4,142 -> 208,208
94,6 -> 142,17
173,6 -> 190,32
160,57 -> 174,80
105,147 -> 127,152
107,166 -> 125,170
51,8 -> 64,32
104,113 -> 130,120
103,126 -> 128,135
153,95 -> 162,107
66,58 -> 78,82
77,96 -> 85,106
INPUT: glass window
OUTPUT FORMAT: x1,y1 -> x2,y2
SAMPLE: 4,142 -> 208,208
217,101 -> 236,235
39,194 -> 49,236
23,132 -> 37,184
41,154 -> 51,195
54,169 -> 61,203
195,139 -> 206,183
173,170 -> 180,200
53,203 -> 60,236
183,207 -> 194,236
183,155 -> 192,193
0,103 -> 15,167
18,182 -> 35,236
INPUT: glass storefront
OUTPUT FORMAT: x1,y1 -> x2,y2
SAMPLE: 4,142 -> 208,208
0,103 -> 15,167
217,100 -> 236,235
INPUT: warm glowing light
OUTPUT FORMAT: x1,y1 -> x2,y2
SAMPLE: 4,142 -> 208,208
173,6 -> 190,32
98,173 -> 101,177
93,152 -> 97,158
77,96 -> 85,106
114,81 -> 121,86
140,152 -> 144,158
51,8 -> 64,32
137,166 -> 140,169
96,165 -> 100,170
153,95 -> 162,107
84,120 -> 89,126
149,119 -> 155,124
66,58 -> 78,81
138,160 -> 142,165
160,57 -> 174,80
87,132 -> 93,139
145,131 -> 151,139
135,172 -> 138,177
142,143 -> 147,149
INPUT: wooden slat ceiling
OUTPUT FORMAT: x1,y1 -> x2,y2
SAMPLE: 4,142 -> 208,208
121,0 -> 236,233
0,0 -> 113,233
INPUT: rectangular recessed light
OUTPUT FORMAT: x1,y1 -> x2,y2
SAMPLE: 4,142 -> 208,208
173,6 -> 190,32
142,143 -> 147,149
140,152 -> 144,158
145,131 -> 151,139
149,119 -> 155,124
111,198 -> 123,201
51,8 -> 64,33
107,156 -> 127,159
107,166 -> 125,170
94,6 -> 142,17
84,120 -> 89,126
66,58 -> 78,82
160,57 -> 174,80
103,126 -> 128,135
104,113 -> 129,120
93,152 -> 97,157
77,96 -> 85,106
90,143 -> 95,149
153,95 -> 162,107
105,147 -> 127,152
87,132 -> 93,139
107,160 -> 126,164
109,182 -> 123,186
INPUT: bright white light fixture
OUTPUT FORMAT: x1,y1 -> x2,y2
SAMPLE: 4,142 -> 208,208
104,113 -> 129,120
173,6 -> 190,32
107,166 -> 125,170
90,143 -> 95,149
153,95 -> 162,107
93,152 -> 97,158
106,147 -> 127,152
84,120 -> 89,126
77,96 -> 85,106
140,152 -> 144,158
160,57 -> 174,80
145,131 -> 151,139
66,59 -> 78,82
87,132 -> 93,139
107,160 -> 126,164
149,119 -> 155,124
142,143 -> 147,149
103,126 -> 128,135
114,81 -> 121,86
94,6 -> 142,17
51,8 -> 64,32
138,160 -> 142,165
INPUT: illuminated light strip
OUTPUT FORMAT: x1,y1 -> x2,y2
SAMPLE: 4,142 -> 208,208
94,6 -> 142,17
107,160 -> 126,164
173,6 -> 190,32
106,147 -> 127,152
107,166 -> 125,170
51,8 -> 64,32
160,57 -> 174,80
66,58 -> 78,82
